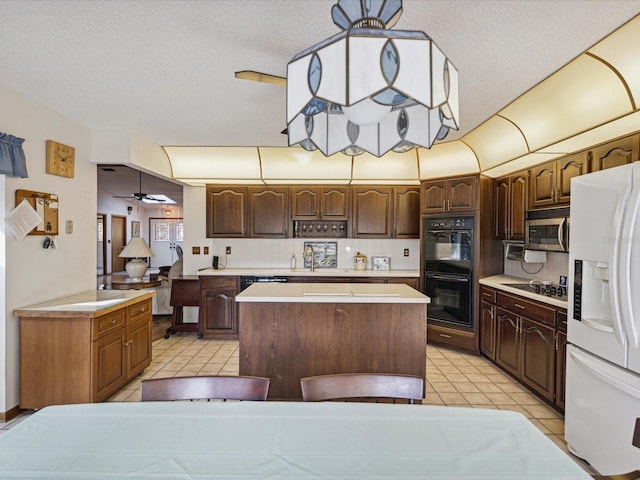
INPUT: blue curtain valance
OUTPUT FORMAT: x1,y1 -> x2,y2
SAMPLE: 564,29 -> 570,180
0,132 -> 28,178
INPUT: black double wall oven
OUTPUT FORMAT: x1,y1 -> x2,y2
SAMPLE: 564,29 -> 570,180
422,216 -> 474,329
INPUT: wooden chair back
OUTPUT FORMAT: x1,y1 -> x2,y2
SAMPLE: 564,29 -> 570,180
141,375 -> 269,402
300,373 -> 423,404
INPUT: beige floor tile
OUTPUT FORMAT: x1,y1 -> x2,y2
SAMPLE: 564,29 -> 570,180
425,372 -> 448,383
508,392 -> 543,405
430,357 -> 453,366
439,392 -> 470,405
423,393 -> 445,405
474,382 -> 504,393
538,418 -> 565,435
461,392 -> 493,404
443,373 -> 468,383
523,404 -> 562,420
496,404 -> 533,418
430,382 -> 458,393
496,381 -> 528,393
484,392 -> 517,404
451,381 -> 481,393
456,365 -> 481,374
528,418 -> 552,434
463,373 -> 492,383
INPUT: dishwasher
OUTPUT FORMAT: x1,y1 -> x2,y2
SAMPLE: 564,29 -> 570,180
240,276 -> 288,291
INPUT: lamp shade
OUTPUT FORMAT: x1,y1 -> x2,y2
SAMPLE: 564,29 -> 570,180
119,237 -> 154,258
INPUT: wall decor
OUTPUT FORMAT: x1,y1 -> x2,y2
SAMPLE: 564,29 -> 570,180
303,241 -> 337,269
45,139 -> 75,178
14,189 -> 59,235
131,221 -> 141,238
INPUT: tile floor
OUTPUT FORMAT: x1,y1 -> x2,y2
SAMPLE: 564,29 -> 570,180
0,331 -> 595,474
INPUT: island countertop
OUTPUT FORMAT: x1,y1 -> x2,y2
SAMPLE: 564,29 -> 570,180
235,282 -> 430,304
13,289 -> 156,317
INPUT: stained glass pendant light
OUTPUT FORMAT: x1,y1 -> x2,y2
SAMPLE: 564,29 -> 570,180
287,0 -> 459,157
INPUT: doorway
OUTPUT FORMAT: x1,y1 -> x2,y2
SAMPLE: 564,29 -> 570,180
111,215 -> 127,273
97,213 -> 107,275
149,218 -> 184,268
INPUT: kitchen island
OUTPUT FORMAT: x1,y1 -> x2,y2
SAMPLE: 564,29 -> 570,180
236,283 -> 429,400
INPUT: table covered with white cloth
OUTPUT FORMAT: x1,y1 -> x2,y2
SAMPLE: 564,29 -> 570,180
0,401 -> 590,479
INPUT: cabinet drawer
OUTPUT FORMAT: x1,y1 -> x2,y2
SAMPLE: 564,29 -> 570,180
127,299 -> 152,322
93,310 -> 125,340
428,324 -> 477,352
496,292 -> 556,326
479,286 -> 496,303
200,277 -> 239,290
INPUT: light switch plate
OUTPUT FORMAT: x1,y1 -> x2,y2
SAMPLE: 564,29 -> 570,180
66,220 -> 73,234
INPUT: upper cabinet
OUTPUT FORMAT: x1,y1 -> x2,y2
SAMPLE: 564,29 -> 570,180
394,187 -> 421,238
495,171 -> 527,240
421,176 -> 478,214
248,187 -> 289,238
529,153 -> 587,208
206,186 -> 288,238
589,135 -> 639,172
291,186 -> 349,220
206,186 -> 248,237
351,186 -> 393,238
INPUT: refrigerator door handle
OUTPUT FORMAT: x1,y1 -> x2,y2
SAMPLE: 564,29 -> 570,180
618,184 -> 640,348
610,183 -> 632,347
581,317 -> 615,333
570,348 -> 640,399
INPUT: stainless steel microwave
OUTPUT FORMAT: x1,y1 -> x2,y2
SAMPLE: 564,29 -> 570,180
525,207 -> 570,252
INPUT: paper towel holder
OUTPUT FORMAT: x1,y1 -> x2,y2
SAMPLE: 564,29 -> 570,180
524,249 -> 547,263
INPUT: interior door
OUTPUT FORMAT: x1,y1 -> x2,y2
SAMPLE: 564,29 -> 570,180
149,218 -> 184,268
97,213 -> 107,275
111,215 -> 127,273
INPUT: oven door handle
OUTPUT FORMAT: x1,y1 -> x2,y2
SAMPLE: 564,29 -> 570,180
424,273 -> 470,282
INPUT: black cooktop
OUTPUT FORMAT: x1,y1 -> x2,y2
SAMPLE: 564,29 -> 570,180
503,283 -> 568,301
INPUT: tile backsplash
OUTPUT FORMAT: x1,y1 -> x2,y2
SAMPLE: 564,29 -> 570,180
503,250 -> 569,285
195,238 -> 420,271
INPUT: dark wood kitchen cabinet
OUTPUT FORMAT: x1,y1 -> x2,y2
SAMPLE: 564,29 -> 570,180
351,186 -> 393,238
206,186 -> 248,237
555,309 -> 568,410
495,171 -> 527,240
484,288 -> 564,406
393,187 -> 420,238
291,186 -> 349,220
199,277 -> 239,338
421,176 -> 477,214
589,134 -> 639,172
529,153 -> 587,208
248,187 -> 289,238
479,286 -> 497,361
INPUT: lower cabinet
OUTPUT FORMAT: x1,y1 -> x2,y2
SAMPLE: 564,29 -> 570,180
199,276 -> 239,338
19,295 -> 153,410
480,286 -> 566,409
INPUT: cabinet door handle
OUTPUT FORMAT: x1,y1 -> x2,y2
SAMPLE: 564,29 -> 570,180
514,303 -> 526,310
111,319 -> 117,325
439,333 -> 452,339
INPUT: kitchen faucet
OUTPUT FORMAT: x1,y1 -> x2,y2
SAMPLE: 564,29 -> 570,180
303,245 -> 315,271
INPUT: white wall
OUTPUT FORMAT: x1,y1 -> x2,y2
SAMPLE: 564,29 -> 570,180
1,85 -> 95,413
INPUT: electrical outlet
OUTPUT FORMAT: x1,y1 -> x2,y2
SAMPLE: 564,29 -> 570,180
203,246 -> 209,255
192,246 -> 201,255
226,246 -> 231,255
404,248 -> 409,257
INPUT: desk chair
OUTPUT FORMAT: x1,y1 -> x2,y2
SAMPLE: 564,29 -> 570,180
141,375 -> 270,402
592,417 -> 640,480
300,373 -> 424,404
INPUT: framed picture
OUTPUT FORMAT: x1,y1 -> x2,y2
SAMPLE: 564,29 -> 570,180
131,221 -> 140,238
303,241 -> 337,269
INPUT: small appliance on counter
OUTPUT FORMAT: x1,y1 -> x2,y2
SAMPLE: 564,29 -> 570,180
354,252 -> 367,271
372,256 -> 390,271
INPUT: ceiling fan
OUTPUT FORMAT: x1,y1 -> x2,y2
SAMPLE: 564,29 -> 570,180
112,169 -> 166,203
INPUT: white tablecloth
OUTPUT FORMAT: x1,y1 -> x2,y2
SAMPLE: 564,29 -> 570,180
0,401 -> 590,479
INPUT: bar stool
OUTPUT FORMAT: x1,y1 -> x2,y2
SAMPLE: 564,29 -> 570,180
165,276 -> 201,339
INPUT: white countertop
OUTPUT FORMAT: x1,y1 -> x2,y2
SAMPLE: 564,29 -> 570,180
198,268 -> 419,277
13,289 -> 155,315
236,282 -> 430,303
480,274 -> 568,309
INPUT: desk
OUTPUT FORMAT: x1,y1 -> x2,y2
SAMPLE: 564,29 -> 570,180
111,277 -> 161,290
0,402 -> 590,479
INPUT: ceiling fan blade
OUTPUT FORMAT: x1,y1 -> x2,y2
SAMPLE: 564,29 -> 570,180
235,70 -> 286,87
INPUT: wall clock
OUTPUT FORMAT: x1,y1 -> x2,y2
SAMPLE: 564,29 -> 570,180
46,140 -> 75,178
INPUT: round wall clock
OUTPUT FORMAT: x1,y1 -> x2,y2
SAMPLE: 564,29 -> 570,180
46,140 -> 75,178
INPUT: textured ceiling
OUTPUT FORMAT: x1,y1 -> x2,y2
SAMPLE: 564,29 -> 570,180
1,0 -> 639,150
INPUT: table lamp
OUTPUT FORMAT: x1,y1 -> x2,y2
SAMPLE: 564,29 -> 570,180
119,237 -> 154,282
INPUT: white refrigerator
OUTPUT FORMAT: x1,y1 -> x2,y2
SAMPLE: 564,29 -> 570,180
566,161 -> 640,474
